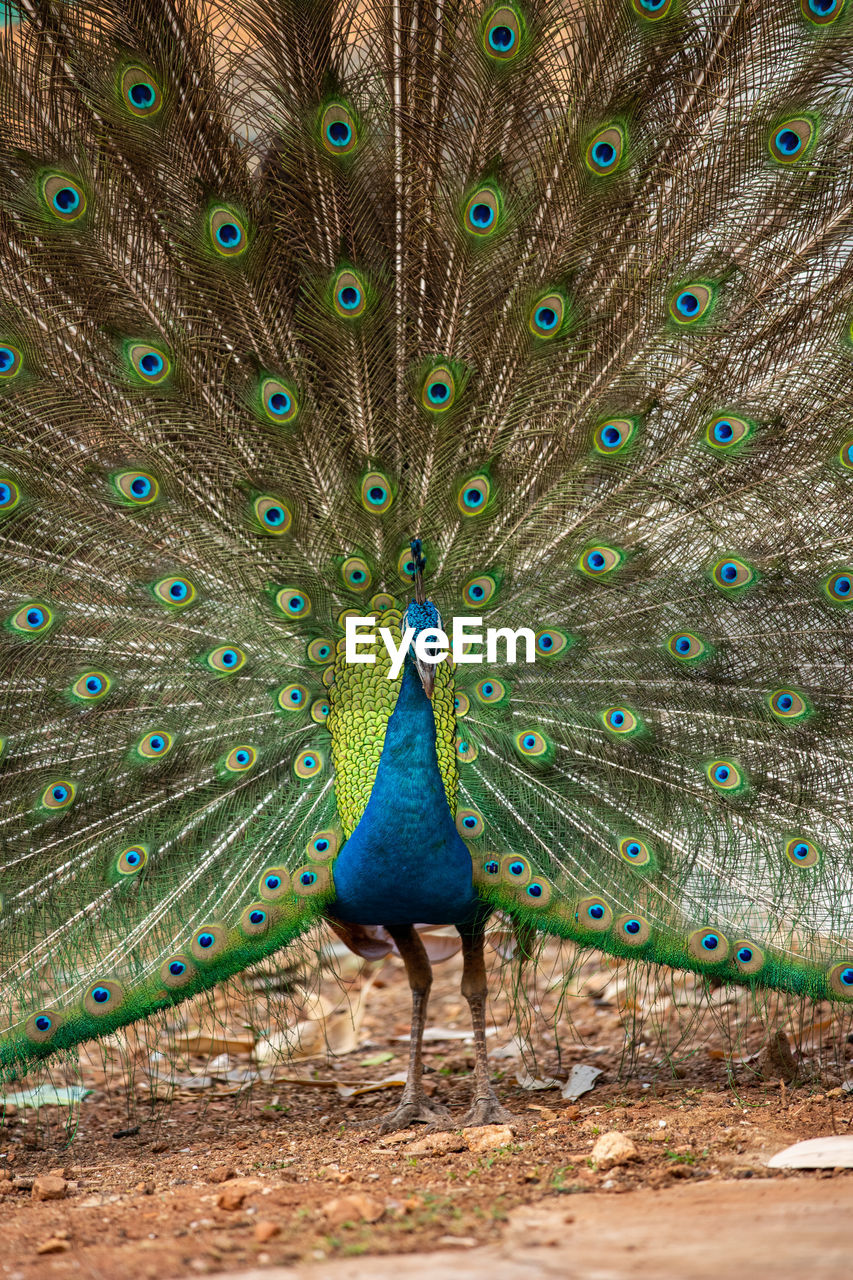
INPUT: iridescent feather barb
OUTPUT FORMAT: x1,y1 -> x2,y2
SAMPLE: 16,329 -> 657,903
1,0 -> 853,1121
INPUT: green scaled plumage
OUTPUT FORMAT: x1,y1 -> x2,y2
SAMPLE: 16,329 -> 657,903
2,0 -> 853,1106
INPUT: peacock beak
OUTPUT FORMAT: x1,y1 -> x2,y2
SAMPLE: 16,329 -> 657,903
418,663 -> 435,700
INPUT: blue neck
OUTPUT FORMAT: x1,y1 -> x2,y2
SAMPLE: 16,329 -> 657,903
330,660 -> 476,925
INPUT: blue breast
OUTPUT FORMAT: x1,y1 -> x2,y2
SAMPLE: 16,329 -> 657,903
330,660 -> 478,926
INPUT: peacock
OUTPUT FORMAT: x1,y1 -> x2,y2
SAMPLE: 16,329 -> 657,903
1,0 -> 853,1135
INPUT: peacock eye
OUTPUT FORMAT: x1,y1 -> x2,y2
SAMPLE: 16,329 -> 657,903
769,118 -> 814,164
802,0 -> 845,23
421,364 -> 457,412
153,575 -> 196,607
42,173 -> 87,222
666,631 -> 708,662
669,283 -> 714,325
457,475 -> 491,516
706,758 -> 744,792
321,103 -> 358,155
224,745 -> 257,773
528,292 -> 565,338
463,574 -> 498,607
464,187 -> 501,237
72,670 -> 111,701
254,495 -> 292,534
578,544 -> 623,577
824,570 -> 853,605
768,688 -> 810,722
688,928 -> 730,963
456,809 -> 485,838
122,66 -> 162,117
585,125 -> 625,175
711,556 -> 754,591
10,602 -> 53,635
128,342 -> 171,384
342,557 -> 372,592
0,344 -> 23,380
483,6 -> 522,60
294,749 -> 324,779
210,207 -> 248,257
333,269 -> 367,318
785,837 -> 821,869
41,780 -> 75,810
360,471 -> 394,513
619,836 -> 652,868
602,705 -> 640,736
593,417 -> 636,455
114,470 -> 159,505
137,731 -> 173,760
259,376 -> 299,424
631,0 -> 675,20
704,414 -> 752,451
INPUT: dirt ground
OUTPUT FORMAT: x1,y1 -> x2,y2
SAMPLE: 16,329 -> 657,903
1,934 -> 852,1279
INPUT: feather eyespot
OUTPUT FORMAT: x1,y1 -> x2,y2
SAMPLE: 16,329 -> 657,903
205,645 -> 246,674
114,470 -> 159,505
159,955 -> 196,989
514,729 -> 551,760
360,472 -> 394,513
277,683 -> 309,711
457,475 -> 491,516
307,830 -> 339,860
121,67 -> 162,117
41,780 -> 75,810
84,979 -> 124,1016
619,837 -> 652,868
732,940 -> 765,975
454,692 -> 470,717
224,745 -> 256,773
602,705 -> 641,736
0,345 -> 23,380
209,206 -> 248,258
10,602 -> 53,635
41,173 -> 86,222
321,103 -> 358,155
72,670 -> 111,701
669,283 -> 714,325
593,417 -> 636,454
190,924 -> 229,962
397,548 -> 417,580
839,440 -> 853,470
768,688 -> 811,722
666,632 -> 708,662
578,544 -> 623,577
153,575 -> 196,607
333,269 -> 367,318
259,868 -> 290,901
128,342 -> 171,385
456,736 -> 479,763
421,365 -> 457,412
342,557 -> 372,592
307,638 -> 334,664
616,913 -> 651,946
711,556 -> 755,591
474,677 -> 507,704
456,808 -> 485,838
464,187 -> 501,237
706,759 -> 745,792
369,593 -> 397,614
26,1010 -> 62,1043
823,570 -> 853,605
785,837 -> 821,869
576,897 -> 613,932
585,125 -> 625,175
294,749 -> 324,779
522,880 -> 552,906
528,292 -> 565,338
275,588 -> 311,620
116,845 -> 148,877
500,853 -> 531,886
802,0 -> 846,23
828,962 -> 853,1000
463,574 -> 498,607
310,698 -> 330,723
254,496 -> 291,534
240,904 -> 271,936
688,928 -> 730,963
631,0 -> 674,20
704,414 -> 752,451
259,376 -> 299,424
769,118 -> 815,164
535,629 -> 571,658
293,864 -> 332,896
137,731 -> 173,759
483,5 -> 523,59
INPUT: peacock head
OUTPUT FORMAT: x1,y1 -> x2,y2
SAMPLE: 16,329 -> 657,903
405,538 -> 443,699
405,598 -> 444,700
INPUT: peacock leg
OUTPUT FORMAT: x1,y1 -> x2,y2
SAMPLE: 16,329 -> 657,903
459,922 -> 515,1127
376,925 -> 451,1132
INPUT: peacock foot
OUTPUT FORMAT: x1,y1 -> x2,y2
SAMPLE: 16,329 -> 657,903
377,1092 -> 452,1134
461,1089 -> 516,1128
